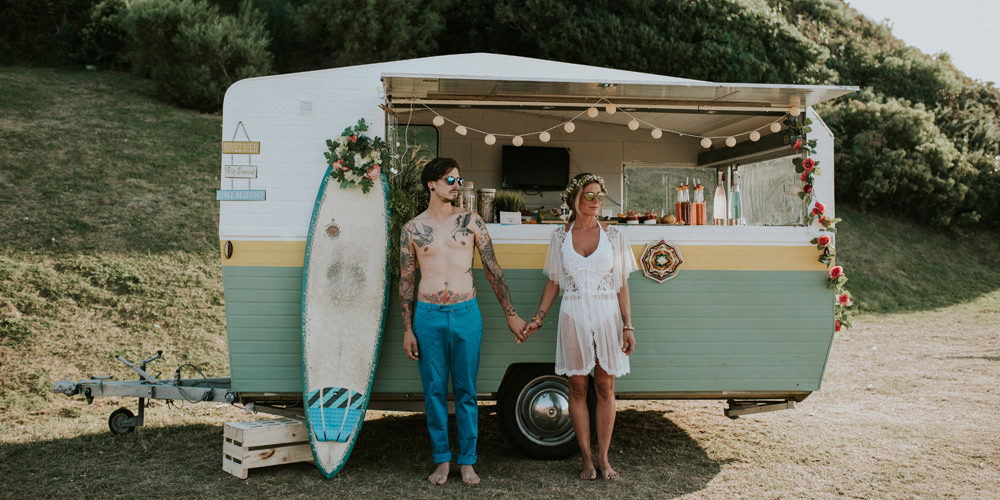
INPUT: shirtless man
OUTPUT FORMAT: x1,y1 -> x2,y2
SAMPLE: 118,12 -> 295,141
399,157 -> 527,485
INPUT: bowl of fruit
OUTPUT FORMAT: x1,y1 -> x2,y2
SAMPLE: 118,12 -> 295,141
626,211 -> 640,224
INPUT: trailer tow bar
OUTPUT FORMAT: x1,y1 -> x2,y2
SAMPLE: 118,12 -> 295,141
107,350 -> 164,434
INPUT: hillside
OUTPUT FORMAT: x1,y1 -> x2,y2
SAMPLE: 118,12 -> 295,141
2,64 -> 999,417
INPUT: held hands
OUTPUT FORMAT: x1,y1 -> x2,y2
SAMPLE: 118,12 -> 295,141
519,321 -> 540,343
403,331 -> 419,360
507,315 -> 528,343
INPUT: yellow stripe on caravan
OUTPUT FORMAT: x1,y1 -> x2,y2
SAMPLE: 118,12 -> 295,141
222,240 -> 826,271
220,240 -> 306,267
476,244 -> 827,271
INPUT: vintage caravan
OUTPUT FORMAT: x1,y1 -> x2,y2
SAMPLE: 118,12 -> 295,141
218,53 -> 855,457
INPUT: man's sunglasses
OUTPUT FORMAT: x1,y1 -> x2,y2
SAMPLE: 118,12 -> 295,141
583,192 -> 606,202
441,176 -> 463,186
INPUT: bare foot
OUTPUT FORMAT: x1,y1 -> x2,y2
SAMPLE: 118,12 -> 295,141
428,462 -> 449,485
598,462 -> 620,480
579,461 -> 597,480
460,464 -> 480,485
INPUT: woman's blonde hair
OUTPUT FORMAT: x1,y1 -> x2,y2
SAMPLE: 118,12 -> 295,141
563,173 -> 605,225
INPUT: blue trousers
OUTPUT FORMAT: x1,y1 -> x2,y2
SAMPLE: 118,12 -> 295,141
414,298 -> 483,465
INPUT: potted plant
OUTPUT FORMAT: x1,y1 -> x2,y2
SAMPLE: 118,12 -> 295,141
494,190 -> 525,224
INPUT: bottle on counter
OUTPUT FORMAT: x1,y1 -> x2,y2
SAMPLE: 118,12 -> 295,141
729,169 -> 742,225
713,170 -> 727,225
477,188 -> 495,223
460,181 -> 476,214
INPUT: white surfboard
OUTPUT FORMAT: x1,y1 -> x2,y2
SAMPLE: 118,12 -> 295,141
301,168 -> 390,478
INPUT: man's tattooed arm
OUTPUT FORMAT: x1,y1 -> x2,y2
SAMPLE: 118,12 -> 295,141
411,222 -> 434,248
473,215 -> 517,317
400,221 -> 417,333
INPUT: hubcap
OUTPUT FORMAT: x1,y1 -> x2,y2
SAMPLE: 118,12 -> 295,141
515,375 -> 575,447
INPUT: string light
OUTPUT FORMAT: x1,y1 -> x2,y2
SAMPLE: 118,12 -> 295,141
790,106 -> 801,117
416,99 -> 789,148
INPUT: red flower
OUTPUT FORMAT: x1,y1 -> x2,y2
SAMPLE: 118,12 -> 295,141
830,266 -> 843,279
812,201 -> 826,215
793,139 -> 802,150
803,158 -> 815,172
838,293 -> 852,306
363,165 -> 381,179
804,184 -> 813,194
817,234 -> 831,247
349,134 -> 357,143
801,172 -> 809,182
835,320 -> 842,332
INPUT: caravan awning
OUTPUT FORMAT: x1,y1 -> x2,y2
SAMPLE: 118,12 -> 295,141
383,74 -> 857,113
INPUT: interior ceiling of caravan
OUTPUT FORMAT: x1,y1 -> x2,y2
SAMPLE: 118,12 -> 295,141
383,75 -> 857,139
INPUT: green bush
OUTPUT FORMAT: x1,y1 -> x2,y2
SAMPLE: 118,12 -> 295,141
74,0 -> 129,69
0,0 -> 95,65
120,0 -> 273,112
825,90 -> 978,227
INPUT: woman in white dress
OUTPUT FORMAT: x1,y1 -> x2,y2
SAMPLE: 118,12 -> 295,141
522,173 -> 638,480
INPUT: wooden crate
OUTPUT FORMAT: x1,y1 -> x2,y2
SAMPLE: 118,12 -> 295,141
223,418 -> 313,479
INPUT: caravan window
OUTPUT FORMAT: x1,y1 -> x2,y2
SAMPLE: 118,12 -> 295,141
623,157 -> 803,225
394,125 -> 437,166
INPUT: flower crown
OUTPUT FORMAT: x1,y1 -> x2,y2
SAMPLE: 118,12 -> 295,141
561,174 -> 606,204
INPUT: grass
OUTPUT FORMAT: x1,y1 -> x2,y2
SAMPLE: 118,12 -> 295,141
1,64 -> 999,498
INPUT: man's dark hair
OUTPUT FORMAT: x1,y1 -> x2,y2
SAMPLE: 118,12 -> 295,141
421,157 -> 460,192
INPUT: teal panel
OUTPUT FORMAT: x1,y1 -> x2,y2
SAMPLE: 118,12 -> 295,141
224,266 -> 835,396
223,266 -> 304,393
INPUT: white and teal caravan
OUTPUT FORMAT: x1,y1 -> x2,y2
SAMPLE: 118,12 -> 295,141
218,53 -> 856,475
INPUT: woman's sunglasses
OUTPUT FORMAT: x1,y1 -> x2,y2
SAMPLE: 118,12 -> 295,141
441,176 -> 463,186
583,192 -> 606,202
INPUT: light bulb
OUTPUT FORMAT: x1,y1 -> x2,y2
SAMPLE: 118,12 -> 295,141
628,119 -> 639,131
790,106 -> 801,117
651,128 -> 663,139
749,131 -> 761,142
700,137 -> 712,149
455,125 -> 467,136
564,122 -> 576,133
770,122 -> 781,133
539,131 -> 551,142
726,137 -> 736,147
484,134 -> 496,145
587,107 -> 599,118
432,115 -> 445,127
512,135 -> 524,147
605,103 -> 616,115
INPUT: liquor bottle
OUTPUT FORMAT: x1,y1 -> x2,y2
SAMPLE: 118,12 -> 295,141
729,169 -> 742,225
713,170 -> 727,225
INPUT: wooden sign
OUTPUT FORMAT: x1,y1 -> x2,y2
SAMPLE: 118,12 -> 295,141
217,190 -> 266,201
222,141 -> 260,154
225,165 -> 258,179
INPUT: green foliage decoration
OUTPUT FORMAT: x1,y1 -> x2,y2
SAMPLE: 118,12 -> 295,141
386,146 -> 429,285
494,190 -> 526,213
324,119 -> 386,194
120,0 -> 273,112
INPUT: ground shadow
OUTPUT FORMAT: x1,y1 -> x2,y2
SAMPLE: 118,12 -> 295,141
2,405 -> 721,499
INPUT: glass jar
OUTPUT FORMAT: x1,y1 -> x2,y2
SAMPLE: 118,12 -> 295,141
460,181 -> 475,213
477,188 -> 496,223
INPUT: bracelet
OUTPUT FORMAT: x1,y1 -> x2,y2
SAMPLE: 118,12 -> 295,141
532,316 -> 544,327
622,325 -> 635,331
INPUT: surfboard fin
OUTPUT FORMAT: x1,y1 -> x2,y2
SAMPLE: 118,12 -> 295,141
306,386 -> 365,442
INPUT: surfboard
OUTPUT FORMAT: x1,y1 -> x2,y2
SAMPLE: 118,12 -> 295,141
301,167 -> 390,478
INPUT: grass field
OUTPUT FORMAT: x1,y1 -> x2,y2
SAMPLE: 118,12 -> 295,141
2,65 -> 999,499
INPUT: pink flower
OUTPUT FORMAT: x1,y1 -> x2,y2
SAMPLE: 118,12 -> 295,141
349,134 -> 357,143
838,293 -> 852,306
817,234 -> 831,247
835,320 -> 842,332
793,139 -> 802,150
830,266 -> 843,279
364,165 -> 380,179
812,201 -> 826,215
804,184 -> 813,194
803,158 -> 815,172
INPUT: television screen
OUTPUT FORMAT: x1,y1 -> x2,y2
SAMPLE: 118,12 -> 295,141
501,146 -> 570,190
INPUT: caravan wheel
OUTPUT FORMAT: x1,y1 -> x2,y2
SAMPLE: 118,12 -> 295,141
498,365 -> 587,459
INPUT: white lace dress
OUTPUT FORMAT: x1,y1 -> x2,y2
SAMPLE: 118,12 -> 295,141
542,222 -> 638,377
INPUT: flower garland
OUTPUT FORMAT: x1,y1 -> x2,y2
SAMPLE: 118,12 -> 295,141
788,117 -> 854,331
324,118 -> 385,194
560,173 -> 606,211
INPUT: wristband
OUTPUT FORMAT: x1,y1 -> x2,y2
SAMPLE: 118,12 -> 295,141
622,325 -> 635,331
532,316 -> 544,327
